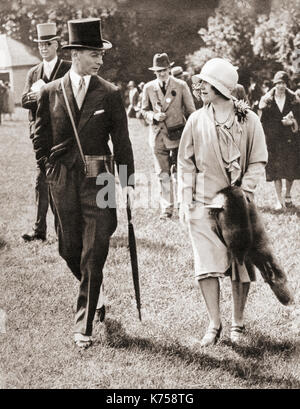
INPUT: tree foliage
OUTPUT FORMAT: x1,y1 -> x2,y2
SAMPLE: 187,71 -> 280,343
0,0 -> 217,87
186,0 -> 300,87
252,0 -> 300,78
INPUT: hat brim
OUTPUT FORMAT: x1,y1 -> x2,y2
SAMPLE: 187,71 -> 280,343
62,40 -> 112,51
33,36 -> 60,42
192,73 -> 232,99
148,62 -> 174,71
273,78 -> 287,84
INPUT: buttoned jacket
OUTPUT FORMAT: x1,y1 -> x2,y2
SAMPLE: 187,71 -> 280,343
141,76 -> 196,149
22,59 -> 71,137
33,72 -> 134,187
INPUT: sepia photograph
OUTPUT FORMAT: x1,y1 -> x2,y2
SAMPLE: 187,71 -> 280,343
0,0 -> 299,393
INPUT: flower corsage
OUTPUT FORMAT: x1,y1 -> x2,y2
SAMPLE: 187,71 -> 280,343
233,99 -> 250,123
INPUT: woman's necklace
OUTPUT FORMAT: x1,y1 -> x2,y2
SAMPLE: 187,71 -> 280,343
214,109 -> 232,125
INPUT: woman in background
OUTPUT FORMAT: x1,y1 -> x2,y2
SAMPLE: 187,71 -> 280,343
3,82 -> 15,120
259,71 -> 299,209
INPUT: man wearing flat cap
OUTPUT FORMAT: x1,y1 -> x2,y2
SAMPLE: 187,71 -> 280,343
33,18 -> 135,348
22,23 -> 71,242
142,53 -> 195,220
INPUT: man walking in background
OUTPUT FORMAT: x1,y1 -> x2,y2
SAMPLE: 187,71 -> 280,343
142,53 -> 195,220
22,23 -> 71,242
33,18 -> 135,348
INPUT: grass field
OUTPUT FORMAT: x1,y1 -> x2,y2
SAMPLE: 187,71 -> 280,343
0,109 -> 300,389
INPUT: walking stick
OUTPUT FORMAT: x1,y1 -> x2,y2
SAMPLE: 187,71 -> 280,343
126,195 -> 142,321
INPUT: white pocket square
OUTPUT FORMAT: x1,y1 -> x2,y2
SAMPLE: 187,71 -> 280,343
93,109 -> 105,115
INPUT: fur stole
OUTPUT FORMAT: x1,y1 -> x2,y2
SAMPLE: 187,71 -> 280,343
211,186 -> 294,306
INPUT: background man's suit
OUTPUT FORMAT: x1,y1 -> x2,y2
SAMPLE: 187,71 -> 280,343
142,75 -> 195,215
22,58 -> 71,238
33,72 -> 135,335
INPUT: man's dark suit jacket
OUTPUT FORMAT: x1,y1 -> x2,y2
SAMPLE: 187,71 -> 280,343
22,59 -> 71,138
33,72 -> 134,187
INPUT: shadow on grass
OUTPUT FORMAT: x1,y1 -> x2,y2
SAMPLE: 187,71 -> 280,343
100,318 -> 300,389
0,237 -> 7,250
222,330 -> 297,359
110,235 -> 175,251
258,205 -> 300,217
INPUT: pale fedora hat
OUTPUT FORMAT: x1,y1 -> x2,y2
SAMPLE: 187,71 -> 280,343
192,58 -> 238,99
171,66 -> 183,77
33,23 -> 60,42
149,53 -> 174,71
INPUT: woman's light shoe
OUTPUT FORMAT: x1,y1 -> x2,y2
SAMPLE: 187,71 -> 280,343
285,196 -> 293,208
230,325 -> 246,344
200,324 -> 222,347
274,201 -> 285,210
74,333 -> 92,349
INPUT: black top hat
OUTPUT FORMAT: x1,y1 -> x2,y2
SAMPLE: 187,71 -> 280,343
62,18 -> 112,51
148,53 -> 174,71
33,23 -> 60,42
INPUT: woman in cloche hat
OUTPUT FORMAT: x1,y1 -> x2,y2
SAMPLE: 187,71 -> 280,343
177,58 -> 268,346
259,71 -> 300,209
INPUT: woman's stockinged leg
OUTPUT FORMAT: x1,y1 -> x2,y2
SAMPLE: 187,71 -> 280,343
230,281 -> 250,344
285,179 -> 294,206
231,281 -> 250,327
274,179 -> 285,209
197,276 -> 222,346
197,277 -> 221,329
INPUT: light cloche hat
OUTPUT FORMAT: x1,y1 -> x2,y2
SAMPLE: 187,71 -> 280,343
192,58 -> 238,99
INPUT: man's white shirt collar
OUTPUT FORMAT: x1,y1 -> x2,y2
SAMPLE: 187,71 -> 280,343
158,77 -> 170,88
70,70 -> 91,95
43,56 -> 58,79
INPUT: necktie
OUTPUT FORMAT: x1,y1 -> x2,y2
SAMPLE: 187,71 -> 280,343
76,77 -> 86,109
161,81 -> 166,95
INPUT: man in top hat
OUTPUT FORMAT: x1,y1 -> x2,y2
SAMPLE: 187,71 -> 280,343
22,23 -> 71,242
141,53 -> 195,219
33,18 -> 135,348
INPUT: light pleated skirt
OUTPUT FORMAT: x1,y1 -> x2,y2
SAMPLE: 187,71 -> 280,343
187,205 -> 255,282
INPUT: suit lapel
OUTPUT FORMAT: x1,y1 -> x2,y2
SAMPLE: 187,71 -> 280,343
35,62 -> 44,81
50,58 -> 62,81
162,77 -> 176,112
77,76 -> 103,134
153,80 -> 164,109
57,72 -> 77,124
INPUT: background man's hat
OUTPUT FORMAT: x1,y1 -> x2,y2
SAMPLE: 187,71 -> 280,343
33,23 -> 60,42
273,71 -> 289,84
171,66 -> 183,77
62,18 -> 112,51
148,53 -> 174,71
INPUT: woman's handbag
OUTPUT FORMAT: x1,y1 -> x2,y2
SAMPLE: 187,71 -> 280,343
61,78 -> 114,178
166,124 -> 185,141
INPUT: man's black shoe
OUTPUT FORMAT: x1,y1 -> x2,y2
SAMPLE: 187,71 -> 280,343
95,305 -> 106,322
22,233 -> 46,242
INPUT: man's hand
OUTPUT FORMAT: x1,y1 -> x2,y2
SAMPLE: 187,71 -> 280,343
153,112 -> 167,122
